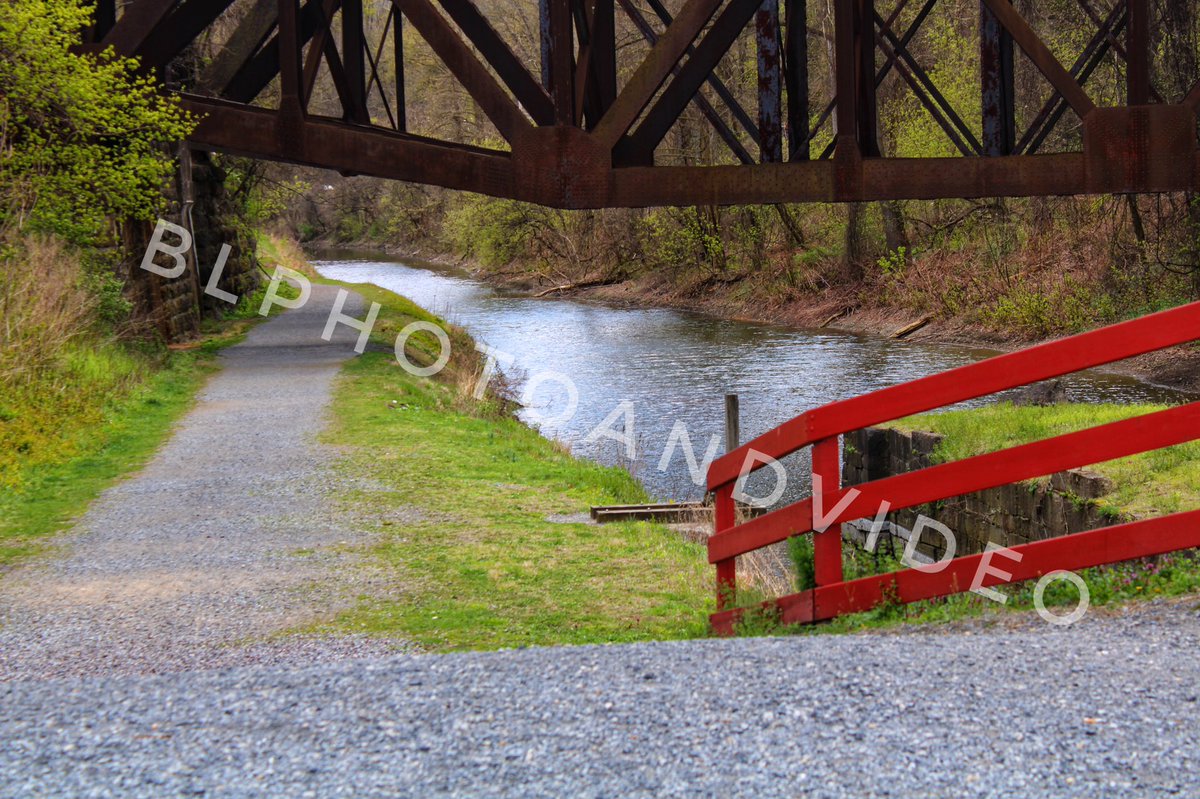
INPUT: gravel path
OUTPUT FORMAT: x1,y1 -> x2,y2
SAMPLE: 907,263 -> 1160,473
2,601 -> 1199,797
0,285 -> 408,681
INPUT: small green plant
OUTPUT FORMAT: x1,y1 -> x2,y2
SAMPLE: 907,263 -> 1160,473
877,246 -> 908,278
788,534 -> 816,591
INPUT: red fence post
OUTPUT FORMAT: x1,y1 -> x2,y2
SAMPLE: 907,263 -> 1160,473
714,484 -> 737,610
812,437 -> 843,587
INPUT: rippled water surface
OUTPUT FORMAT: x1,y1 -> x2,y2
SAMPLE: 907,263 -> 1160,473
316,252 -> 1186,501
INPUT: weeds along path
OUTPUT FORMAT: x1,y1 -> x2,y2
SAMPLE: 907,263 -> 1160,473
0,285 -> 408,680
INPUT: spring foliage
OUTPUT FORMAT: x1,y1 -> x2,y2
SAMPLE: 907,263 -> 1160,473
0,0 -> 194,245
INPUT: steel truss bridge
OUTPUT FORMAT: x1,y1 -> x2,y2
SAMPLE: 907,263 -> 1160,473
90,0 -> 1198,208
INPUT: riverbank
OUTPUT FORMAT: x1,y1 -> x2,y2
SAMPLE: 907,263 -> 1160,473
261,236 -> 714,650
314,238 -> 1200,395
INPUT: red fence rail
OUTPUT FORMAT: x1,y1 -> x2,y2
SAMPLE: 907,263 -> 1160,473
706,300 -> 1200,633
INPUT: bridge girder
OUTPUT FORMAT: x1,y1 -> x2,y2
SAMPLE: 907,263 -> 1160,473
93,0 -> 1200,208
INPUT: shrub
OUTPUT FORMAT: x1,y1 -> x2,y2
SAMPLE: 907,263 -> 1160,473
0,0 -> 194,245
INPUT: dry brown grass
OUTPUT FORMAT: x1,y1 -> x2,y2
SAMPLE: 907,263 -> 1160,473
0,237 -> 98,383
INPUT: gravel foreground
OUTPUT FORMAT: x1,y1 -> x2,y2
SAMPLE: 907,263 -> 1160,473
3,602 -> 1200,798
3,285 -> 1199,797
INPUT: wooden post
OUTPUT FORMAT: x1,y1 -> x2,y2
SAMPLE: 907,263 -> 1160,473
724,393 -> 740,453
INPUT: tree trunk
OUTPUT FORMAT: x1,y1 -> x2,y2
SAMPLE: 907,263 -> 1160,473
844,202 -> 866,281
881,200 -> 908,253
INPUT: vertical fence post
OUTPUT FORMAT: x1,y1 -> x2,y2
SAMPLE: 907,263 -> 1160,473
716,393 -> 740,610
811,437 -> 843,589
715,486 -> 736,610
724,393 -> 740,454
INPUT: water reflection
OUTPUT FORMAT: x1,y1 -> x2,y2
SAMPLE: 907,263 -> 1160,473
316,251 -> 1187,501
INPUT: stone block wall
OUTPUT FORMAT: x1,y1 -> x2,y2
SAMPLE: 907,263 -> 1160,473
120,149 -> 260,342
842,426 -> 1127,559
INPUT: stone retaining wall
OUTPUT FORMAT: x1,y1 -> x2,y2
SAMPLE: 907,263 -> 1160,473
842,426 -> 1127,559
121,150 -> 259,342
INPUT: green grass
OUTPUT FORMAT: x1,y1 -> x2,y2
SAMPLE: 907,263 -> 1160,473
889,402 -> 1200,518
0,350 -> 215,567
311,286 -> 712,650
0,260 -> 295,571
765,537 -> 1200,637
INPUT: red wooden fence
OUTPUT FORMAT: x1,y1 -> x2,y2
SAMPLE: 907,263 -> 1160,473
706,301 -> 1200,633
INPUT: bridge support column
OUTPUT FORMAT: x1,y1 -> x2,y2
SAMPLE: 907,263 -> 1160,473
784,0 -> 809,160
980,0 -> 1015,156
757,0 -> 783,163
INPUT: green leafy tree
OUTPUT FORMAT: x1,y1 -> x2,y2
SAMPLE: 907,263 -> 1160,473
0,0 -> 195,245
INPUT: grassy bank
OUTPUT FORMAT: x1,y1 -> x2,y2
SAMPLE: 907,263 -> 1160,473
256,236 -> 713,650
891,402 -> 1200,518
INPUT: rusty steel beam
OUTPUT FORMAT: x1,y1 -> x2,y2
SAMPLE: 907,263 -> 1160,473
438,0 -> 555,125
548,0 -> 574,124
342,0 -> 369,122
363,8 -> 399,128
299,0 -> 340,107
200,0 -> 277,93
1017,1 -> 1124,155
802,0 -> 934,160
591,0 -> 725,149
590,0 -> 617,117
396,0 -> 533,141
874,15 -> 980,156
784,0 -> 808,159
101,0 -> 178,56
756,0 -> 783,162
278,0 -> 303,115
223,0 -> 330,103
620,0 -> 763,161
137,0 -> 238,69
980,0 -> 1096,119
1126,0 -> 1149,105
182,95 -> 515,193
394,8 -> 407,130
617,0 -> 756,163
105,0 -> 1200,209
980,0 -> 1014,155
638,0 -> 760,144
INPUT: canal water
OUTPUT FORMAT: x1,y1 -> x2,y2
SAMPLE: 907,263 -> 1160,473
315,251 -> 1186,502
